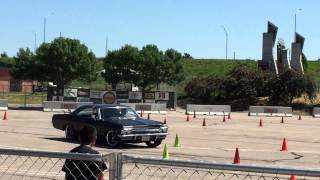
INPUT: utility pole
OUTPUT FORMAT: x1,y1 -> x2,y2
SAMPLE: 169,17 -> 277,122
105,36 -> 108,56
34,32 -> 37,52
233,51 -> 235,60
221,26 -> 228,60
43,18 -> 46,43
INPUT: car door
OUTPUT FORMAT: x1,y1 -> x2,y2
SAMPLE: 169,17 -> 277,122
73,106 -> 95,131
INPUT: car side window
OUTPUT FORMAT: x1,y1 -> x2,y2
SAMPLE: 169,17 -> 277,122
126,108 -> 137,117
77,107 -> 93,117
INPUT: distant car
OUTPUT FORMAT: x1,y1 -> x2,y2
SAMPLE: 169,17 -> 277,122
52,104 -> 168,148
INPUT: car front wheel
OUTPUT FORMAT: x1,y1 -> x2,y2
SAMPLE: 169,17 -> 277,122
146,139 -> 162,148
65,125 -> 76,140
105,130 -> 120,147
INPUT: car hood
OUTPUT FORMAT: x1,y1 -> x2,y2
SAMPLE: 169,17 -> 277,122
108,117 -> 163,127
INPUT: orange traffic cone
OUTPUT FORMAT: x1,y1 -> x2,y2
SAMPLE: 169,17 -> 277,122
290,175 -> 296,180
227,113 -> 231,119
202,118 -> 207,127
233,148 -> 240,164
259,119 -> 263,127
281,138 -> 288,152
163,117 -> 167,124
281,116 -> 284,124
2,111 -> 7,120
223,115 -> 226,122
186,115 -> 190,122
147,113 -> 150,120
298,113 -> 302,120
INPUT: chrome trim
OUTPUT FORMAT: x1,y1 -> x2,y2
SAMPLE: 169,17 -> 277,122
119,133 -> 168,137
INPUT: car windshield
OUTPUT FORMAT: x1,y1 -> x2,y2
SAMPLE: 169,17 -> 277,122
101,107 -> 138,119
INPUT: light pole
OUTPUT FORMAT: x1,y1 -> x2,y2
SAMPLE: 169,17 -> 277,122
43,17 -> 46,43
221,26 -> 228,60
294,8 -> 302,40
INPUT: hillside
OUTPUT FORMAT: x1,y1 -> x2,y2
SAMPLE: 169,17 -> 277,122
1,57 -> 320,92
180,59 -> 320,93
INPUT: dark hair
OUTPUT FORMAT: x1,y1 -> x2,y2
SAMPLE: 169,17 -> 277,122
79,126 -> 97,145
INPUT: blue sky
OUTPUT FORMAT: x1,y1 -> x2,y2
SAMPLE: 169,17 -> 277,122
1,0 -> 319,59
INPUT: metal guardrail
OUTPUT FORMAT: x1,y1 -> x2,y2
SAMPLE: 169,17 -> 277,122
1,148 -> 320,179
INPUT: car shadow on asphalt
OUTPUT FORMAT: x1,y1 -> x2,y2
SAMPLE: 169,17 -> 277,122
43,137 -> 151,149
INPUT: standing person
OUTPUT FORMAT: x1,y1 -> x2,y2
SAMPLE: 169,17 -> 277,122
62,126 -> 107,180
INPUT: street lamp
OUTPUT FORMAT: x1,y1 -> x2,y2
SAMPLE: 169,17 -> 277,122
221,26 -> 228,60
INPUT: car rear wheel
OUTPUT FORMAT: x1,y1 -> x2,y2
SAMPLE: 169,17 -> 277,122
65,125 -> 76,140
105,130 -> 120,147
146,139 -> 162,148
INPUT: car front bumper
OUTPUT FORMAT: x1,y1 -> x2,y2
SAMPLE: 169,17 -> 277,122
118,132 -> 168,142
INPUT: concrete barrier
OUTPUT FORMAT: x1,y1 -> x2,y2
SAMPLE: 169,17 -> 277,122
249,106 -> 292,117
0,99 -> 8,111
43,101 -> 93,112
186,104 -> 231,116
313,107 -> 320,118
121,103 -> 167,114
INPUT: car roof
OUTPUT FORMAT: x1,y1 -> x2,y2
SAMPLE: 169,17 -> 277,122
93,104 -> 130,108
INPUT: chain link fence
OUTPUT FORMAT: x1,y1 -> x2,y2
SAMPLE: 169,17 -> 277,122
0,86 -> 46,107
120,155 -> 320,180
0,148 -> 111,180
1,148 -> 320,180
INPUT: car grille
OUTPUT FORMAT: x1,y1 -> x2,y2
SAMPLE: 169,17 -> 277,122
131,127 -> 161,134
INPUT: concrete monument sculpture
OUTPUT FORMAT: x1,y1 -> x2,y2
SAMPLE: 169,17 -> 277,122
276,39 -> 291,73
260,21 -> 279,74
291,33 -> 305,74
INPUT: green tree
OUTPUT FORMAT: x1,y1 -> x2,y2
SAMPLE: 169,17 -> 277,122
183,53 -> 193,59
163,49 -> 185,85
102,45 -> 140,90
134,45 -> 162,92
1,52 -> 8,58
11,48 -> 39,80
267,70 -> 316,105
185,65 -> 259,109
103,44 -> 185,95
134,45 -> 185,93
35,37 -> 97,95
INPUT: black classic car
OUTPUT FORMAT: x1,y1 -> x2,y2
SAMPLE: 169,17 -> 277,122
52,104 -> 168,148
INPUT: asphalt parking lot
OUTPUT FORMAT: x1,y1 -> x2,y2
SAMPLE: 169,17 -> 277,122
1,109 -> 320,168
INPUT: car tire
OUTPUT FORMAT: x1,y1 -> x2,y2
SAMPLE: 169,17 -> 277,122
65,125 -> 76,140
105,130 -> 120,147
146,139 -> 162,148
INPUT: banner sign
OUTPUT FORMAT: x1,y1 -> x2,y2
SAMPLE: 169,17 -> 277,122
155,92 -> 169,100
144,92 -> 155,99
64,88 -> 77,97
116,91 -> 129,99
90,90 -> 103,99
77,88 -> 90,97
129,91 -> 142,100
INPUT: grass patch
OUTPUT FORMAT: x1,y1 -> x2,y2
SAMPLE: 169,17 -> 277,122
0,92 -> 46,104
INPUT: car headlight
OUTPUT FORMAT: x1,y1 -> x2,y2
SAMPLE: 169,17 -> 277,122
160,125 -> 168,133
121,127 -> 133,135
